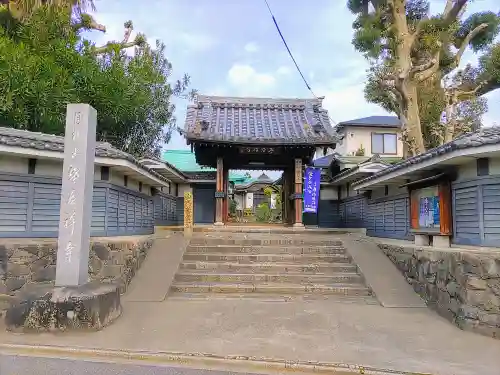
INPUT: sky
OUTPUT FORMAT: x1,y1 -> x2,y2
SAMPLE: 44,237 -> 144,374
87,0 -> 500,158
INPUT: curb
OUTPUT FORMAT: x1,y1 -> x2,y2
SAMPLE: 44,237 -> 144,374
0,343 -> 431,375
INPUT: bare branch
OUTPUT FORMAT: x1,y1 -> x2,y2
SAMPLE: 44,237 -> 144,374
73,14 -> 106,32
92,21 -> 146,55
456,80 -> 488,99
411,58 -> 438,75
122,21 -> 133,44
414,46 -> 442,81
443,0 -> 468,26
455,23 -> 489,66
443,0 -> 454,15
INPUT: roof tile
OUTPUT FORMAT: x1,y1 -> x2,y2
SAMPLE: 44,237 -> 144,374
184,95 -> 339,145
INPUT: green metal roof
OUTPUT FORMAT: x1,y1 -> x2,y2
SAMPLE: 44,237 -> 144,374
161,150 -> 248,183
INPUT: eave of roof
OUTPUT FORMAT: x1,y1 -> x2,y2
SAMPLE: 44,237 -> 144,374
352,127 -> 500,189
337,116 -> 401,129
0,127 -> 174,186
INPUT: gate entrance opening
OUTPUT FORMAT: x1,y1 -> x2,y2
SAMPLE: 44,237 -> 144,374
184,95 -> 340,226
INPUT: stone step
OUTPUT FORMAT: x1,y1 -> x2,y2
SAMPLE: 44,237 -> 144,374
168,292 -> 379,304
192,227 -> 349,235
174,271 -> 364,284
180,261 -> 358,274
186,244 -> 346,255
170,282 -> 371,296
189,237 -> 343,247
182,252 -> 351,263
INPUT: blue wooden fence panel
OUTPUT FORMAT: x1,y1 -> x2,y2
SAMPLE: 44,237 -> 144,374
366,194 -> 410,239
316,200 -> 340,228
452,176 -> 500,247
0,173 -> 157,238
154,192 -> 179,226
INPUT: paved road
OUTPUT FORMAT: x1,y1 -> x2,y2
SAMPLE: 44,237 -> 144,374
0,354 -> 260,375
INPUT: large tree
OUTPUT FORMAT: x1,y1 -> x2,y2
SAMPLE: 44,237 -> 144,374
348,0 -> 500,155
0,3 -> 194,157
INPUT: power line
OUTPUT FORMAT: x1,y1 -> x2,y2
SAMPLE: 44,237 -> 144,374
263,0 -> 314,95
262,0 -> 337,125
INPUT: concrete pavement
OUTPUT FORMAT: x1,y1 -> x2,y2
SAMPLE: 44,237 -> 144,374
0,354 -> 262,375
1,298 -> 500,375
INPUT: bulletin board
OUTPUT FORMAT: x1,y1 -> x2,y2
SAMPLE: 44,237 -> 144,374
410,181 -> 452,235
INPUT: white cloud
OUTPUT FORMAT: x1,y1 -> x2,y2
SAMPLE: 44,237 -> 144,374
276,66 -> 292,75
175,32 -> 218,52
317,83 -> 390,125
244,42 -> 259,53
227,64 -> 276,95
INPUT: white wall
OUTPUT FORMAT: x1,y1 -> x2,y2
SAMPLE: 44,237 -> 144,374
0,156 -> 29,173
313,147 -> 335,160
455,157 -> 500,181
0,154 -> 157,196
234,193 -> 244,209
320,186 -> 338,200
371,184 -> 407,199
339,126 -> 403,157
456,160 -> 477,181
177,183 -> 192,197
245,192 -> 254,209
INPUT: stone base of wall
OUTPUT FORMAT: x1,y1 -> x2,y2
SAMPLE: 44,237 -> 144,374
379,243 -> 500,339
4,281 -> 122,333
0,236 -> 153,317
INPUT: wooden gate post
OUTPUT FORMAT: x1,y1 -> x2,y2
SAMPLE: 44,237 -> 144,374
293,158 -> 304,228
214,157 -> 224,225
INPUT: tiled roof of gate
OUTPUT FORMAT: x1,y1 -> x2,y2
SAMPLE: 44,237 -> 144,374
0,126 -> 172,183
184,95 -> 340,145
353,126 -> 500,186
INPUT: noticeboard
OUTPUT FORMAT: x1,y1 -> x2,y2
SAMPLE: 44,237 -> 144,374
410,181 -> 452,235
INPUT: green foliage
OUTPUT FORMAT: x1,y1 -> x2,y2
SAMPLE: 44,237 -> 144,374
349,0 -> 500,151
355,144 -> 365,156
455,11 -> 500,52
229,199 -> 237,216
0,5 -> 194,157
255,203 -> 271,223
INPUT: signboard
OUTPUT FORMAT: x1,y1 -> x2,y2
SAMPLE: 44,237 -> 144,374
303,167 -> 320,213
245,193 -> 254,209
239,147 -> 278,154
270,193 -> 277,209
412,186 -> 440,230
184,191 -> 193,233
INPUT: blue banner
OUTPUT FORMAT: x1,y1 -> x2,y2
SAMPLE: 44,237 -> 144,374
303,167 -> 320,213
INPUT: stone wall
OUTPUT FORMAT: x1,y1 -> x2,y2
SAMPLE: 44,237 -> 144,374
379,243 -> 500,339
0,236 -> 153,316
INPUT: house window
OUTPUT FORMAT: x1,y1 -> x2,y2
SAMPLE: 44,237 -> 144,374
100,166 -> 110,181
477,158 -> 490,176
371,133 -> 397,154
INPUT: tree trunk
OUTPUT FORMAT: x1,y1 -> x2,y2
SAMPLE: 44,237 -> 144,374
443,95 -> 457,143
391,0 -> 426,157
405,82 -> 426,155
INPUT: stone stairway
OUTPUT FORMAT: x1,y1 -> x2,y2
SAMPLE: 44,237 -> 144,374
168,232 -> 376,302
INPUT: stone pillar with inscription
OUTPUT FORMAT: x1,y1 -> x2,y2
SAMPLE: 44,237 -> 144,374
55,104 -> 97,287
293,158 -> 304,228
214,157 -> 224,226
4,104 -> 122,333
